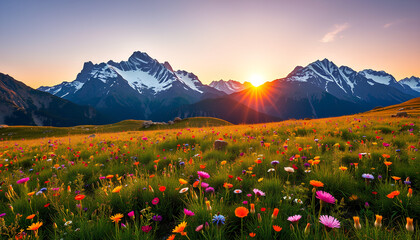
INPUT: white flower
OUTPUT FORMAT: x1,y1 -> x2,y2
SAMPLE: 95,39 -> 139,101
179,187 -> 189,193
267,168 -> 275,172
64,221 -> 73,226
284,167 -> 295,173
233,189 -> 242,194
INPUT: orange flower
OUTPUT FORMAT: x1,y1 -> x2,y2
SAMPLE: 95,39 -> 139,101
406,217 -> 414,232
200,164 -> 206,169
272,208 -> 279,219
26,214 -> 36,220
249,232 -> 256,237
223,182 -> 233,188
250,203 -> 255,214
384,161 -> 392,166
339,166 -> 347,171
255,159 -> 262,164
133,162 -> 140,166
27,222 -> 43,231
382,154 -> 390,159
149,174 -> 155,178
193,181 -> 200,188
235,207 -> 249,218
353,216 -> 361,230
27,192 -> 35,196
166,234 -> 176,240
309,180 -> 324,188
172,221 -> 187,233
391,176 -> 401,181
106,175 -> 114,179
112,186 -> 122,193
159,186 -> 166,192
110,213 -> 123,223
408,188 -> 413,198
75,194 -> 85,201
273,225 -> 282,232
374,215 -> 382,228
387,190 -> 400,199
312,160 -> 320,165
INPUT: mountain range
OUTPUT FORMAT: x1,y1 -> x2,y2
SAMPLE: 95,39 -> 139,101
1,51 -> 419,126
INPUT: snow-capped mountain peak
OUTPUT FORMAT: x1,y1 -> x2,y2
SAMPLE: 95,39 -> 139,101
400,76 -> 420,92
209,80 -> 252,94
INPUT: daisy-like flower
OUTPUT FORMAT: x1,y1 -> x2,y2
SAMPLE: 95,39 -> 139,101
287,215 -> 302,223
253,188 -> 265,197
27,222 -> 43,231
173,221 -> 187,233
284,167 -> 295,173
110,213 -> 124,223
234,189 -> 242,194
17,177 -> 30,184
197,171 -> 210,179
271,160 -> 280,166
184,208 -> 195,216
362,173 -> 374,180
212,214 -> 226,225
179,187 -> 189,193
267,168 -> 275,172
319,215 -> 340,229
316,191 -> 336,204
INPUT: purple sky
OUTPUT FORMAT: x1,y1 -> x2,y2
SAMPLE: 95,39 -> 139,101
1,0 -> 419,88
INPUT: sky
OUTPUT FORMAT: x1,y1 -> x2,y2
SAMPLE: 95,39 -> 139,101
1,0 -> 419,88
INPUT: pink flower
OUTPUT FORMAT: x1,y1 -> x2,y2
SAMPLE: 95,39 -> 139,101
316,191 -> 336,204
151,197 -> 159,205
141,225 -> 152,233
197,171 -> 210,179
287,215 -> 302,223
201,182 -> 209,188
184,208 -> 195,216
16,177 -> 30,184
128,211 -> 135,218
253,188 -> 265,197
319,215 -> 340,229
195,224 -> 204,232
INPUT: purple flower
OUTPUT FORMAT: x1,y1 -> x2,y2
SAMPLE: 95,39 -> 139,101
253,188 -> 266,197
205,187 -> 215,193
316,191 -> 336,204
304,163 -> 311,168
184,208 -> 195,216
197,171 -> 210,179
287,215 -> 302,223
16,177 -> 30,184
319,215 -> 340,229
152,215 -> 162,221
271,160 -> 280,166
362,173 -> 374,180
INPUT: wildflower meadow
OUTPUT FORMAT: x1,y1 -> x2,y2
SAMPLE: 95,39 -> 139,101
0,115 -> 418,239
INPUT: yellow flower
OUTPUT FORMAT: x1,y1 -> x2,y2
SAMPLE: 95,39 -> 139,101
258,178 -> 264,182
221,161 -> 227,165
339,166 -> 347,171
179,178 -> 188,185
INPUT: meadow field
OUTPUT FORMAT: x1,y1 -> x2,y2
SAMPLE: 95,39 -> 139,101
0,113 -> 419,239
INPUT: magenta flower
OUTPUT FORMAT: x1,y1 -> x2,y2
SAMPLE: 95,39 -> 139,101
141,225 -> 152,233
184,208 -> 195,216
201,182 -> 209,188
99,176 -> 106,180
197,171 -> 210,179
319,215 -> 340,229
316,191 -> 336,204
287,215 -> 302,223
128,211 -> 135,218
253,188 -> 266,197
16,177 -> 30,184
151,197 -> 159,205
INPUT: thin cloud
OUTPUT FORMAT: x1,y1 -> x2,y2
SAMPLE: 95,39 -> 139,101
321,23 -> 350,43
383,19 -> 406,28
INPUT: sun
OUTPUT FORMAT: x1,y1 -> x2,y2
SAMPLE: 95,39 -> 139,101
248,74 -> 265,87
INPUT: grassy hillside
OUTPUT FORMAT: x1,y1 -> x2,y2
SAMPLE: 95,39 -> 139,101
0,117 -> 232,140
362,97 -> 420,117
